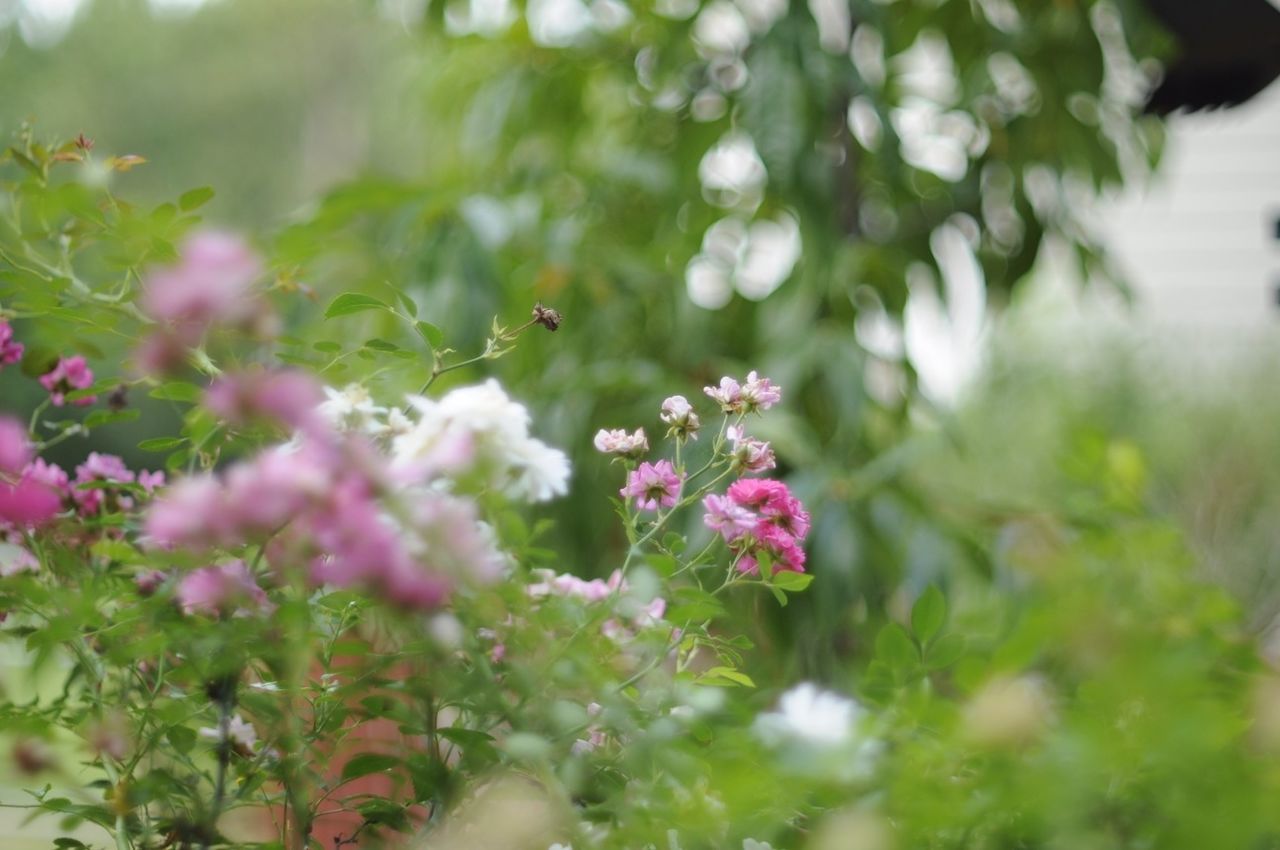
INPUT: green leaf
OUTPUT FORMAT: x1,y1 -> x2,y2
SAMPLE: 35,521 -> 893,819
414,321 -> 444,349
138,437 -> 185,452
364,338 -> 401,353
875,623 -> 918,672
772,571 -> 814,592
911,585 -> 947,643
341,753 -> 401,782
150,382 -> 203,403
178,186 -> 215,211
324,293 -> 390,319
702,666 -> 756,687
925,633 -> 967,670
84,408 -> 141,428
397,290 -> 418,318
313,341 -> 342,353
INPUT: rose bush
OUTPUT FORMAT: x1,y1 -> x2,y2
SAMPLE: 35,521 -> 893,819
3,130 -> 1280,850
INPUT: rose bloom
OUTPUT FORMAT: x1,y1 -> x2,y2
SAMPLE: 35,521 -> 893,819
39,356 -> 96,407
0,320 -> 24,368
660,395 -> 701,440
141,230 -> 262,334
593,427 -> 649,457
620,459 -> 683,511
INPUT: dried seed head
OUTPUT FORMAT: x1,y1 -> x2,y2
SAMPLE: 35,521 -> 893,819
531,302 -> 563,332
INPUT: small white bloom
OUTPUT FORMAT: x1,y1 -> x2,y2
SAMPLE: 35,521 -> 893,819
755,682 -> 858,747
198,713 -> 258,752
319,383 -> 387,433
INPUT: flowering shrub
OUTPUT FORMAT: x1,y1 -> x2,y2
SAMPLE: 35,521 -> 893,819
4,132 -> 1280,850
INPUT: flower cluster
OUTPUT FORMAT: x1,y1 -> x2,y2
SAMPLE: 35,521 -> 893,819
144,373 -> 557,612
528,568 -> 668,640
704,479 -> 809,574
39,355 -> 95,407
703,370 -> 781,414
394,379 -> 570,503
0,419 -> 162,530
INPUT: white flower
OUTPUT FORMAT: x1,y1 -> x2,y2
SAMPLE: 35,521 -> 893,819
755,682 -> 858,747
319,383 -> 387,433
394,379 -> 570,503
198,713 -> 258,752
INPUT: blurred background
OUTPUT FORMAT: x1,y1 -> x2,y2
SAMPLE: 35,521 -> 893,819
1,0 -> 1279,842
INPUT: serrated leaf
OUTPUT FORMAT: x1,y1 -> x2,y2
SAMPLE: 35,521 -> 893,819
324,293 -> 390,319
178,186 -> 215,211
911,585 -> 947,643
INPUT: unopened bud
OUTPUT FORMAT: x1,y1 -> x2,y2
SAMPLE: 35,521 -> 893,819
12,738 -> 55,775
531,302 -> 563,332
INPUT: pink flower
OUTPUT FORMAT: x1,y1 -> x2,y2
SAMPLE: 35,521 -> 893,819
703,493 -> 757,543
133,569 -> 168,596
741,371 -> 781,411
0,460 -> 67,528
143,476 -> 229,550
141,231 -> 262,335
0,535 -> 39,577
660,395 -> 701,440
593,427 -> 649,458
726,425 -> 776,474
707,478 -> 811,575
205,370 -> 325,433
704,376 -> 743,412
704,372 -> 782,414
39,356 -> 95,407
0,417 -> 31,476
176,561 -> 274,618
737,524 -> 807,575
72,453 -> 136,515
0,320 -> 24,368
620,460 -> 683,511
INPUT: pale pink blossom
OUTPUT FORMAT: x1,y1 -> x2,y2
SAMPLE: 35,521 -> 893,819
0,535 -> 39,577
703,376 -> 743,412
133,570 -> 168,596
176,561 -> 274,618
141,231 -> 262,336
726,425 -> 776,473
0,417 -> 31,475
205,370 -> 325,433
39,356 -> 95,407
620,459 -> 683,511
72,453 -> 137,515
702,493 -> 757,543
740,371 -> 782,411
593,428 -> 649,458
198,713 -> 259,754
0,320 -> 23,368
659,395 -> 701,440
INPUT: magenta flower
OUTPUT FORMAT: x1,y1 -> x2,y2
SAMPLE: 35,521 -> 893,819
0,416 -> 31,476
620,459 -> 683,511
0,459 -> 67,529
176,561 -> 274,618
39,356 -> 96,407
593,427 -> 649,458
706,478 -> 811,576
0,320 -> 24,369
